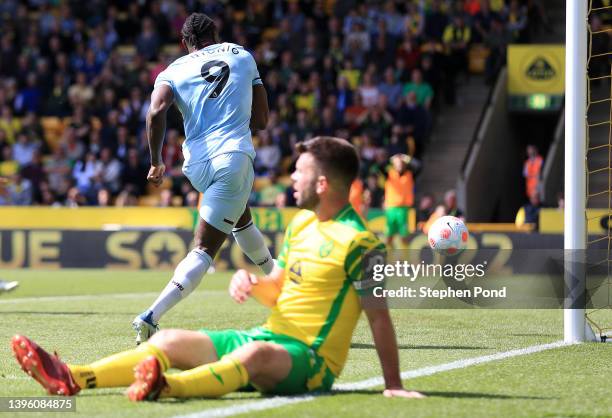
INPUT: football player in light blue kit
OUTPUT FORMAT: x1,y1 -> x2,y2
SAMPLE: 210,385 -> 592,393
133,13 -> 274,344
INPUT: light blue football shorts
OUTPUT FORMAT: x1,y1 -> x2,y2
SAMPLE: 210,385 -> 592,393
183,152 -> 254,234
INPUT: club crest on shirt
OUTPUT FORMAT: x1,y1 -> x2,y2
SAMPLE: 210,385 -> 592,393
289,261 -> 303,284
319,239 -> 334,258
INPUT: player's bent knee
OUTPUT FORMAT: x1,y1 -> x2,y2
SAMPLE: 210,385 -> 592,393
232,342 -> 291,384
149,329 -> 217,370
148,329 -> 182,351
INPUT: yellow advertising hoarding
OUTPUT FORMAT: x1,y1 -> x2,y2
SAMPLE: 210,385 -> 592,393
539,208 -> 612,234
508,44 -> 565,95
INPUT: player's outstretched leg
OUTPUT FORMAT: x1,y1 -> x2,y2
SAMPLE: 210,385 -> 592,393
11,335 -> 81,396
232,206 -> 275,275
127,355 -> 167,401
12,334 -> 172,393
128,339 -> 292,401
133,219 -> 224,344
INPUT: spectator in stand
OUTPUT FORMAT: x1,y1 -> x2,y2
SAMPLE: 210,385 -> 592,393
254,131 -> 281,176
378,68 -> 403,110
60,127 -> 85,165
159,189 -> 174,207
115,125 -> 131,163
65,186 -> 87,207
69,106 -> 92,145
43,73 -> 70,116
162,129 -> 182,177
67,72 -> 94,107
345,92 -> 367,132
115,189 -> 138,207
442,14 -> 471,105
316,106 -> 341,137
416,193 -> 436,231
396,32 -> 421,73
403,68 -> 434,110
14,72 -> 42,115
444,189 -> 464,219
97,188 -> 111,207
44,147 -> 71,195
101,110 -> 121,153
20,149 -> 46,202
369,20 -> 397,71
0,106 -> 21,144
335,76 -> 354,115
258,170 -> 286,207
73,152 -> 101,198
13,132 -> 39,167
339,59 -> 361,91
387,124 -> 410,157
0,144 -> 18,178
424,0 -> 449,41
523,144 -> 543,199
21,112 -> 44,146
485,17 -> 511,84
358,73 -> 380,108
504,0 -> 529,43
136,18 -> 161,62
185,190 -> 199,208
358,104 -> 393,146
365,173 -> 385,209
515,192 -> 541,230
4,173 -> 32,206
121,148 -> 148,197
396,91 -> 429,155
473,0 -> 498,43
557,192 -> 565,210
96,147 -> 122,194
290,110 -> 313,145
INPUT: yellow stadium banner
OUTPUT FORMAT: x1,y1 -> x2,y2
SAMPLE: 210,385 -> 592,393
539,208 -> 612,234
507,44 -> 565,111
0,207 -> 197,230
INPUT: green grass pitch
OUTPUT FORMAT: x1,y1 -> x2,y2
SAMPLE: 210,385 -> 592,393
0,269 -> 610,418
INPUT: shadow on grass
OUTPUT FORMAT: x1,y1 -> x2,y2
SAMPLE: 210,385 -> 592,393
331,389 -> 554,400
510,333 -> 560,337
351,343 -> 489,350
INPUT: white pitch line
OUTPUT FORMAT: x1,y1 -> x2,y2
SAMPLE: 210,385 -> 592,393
334,340 -> 570,391
0,291 -> 226,305
173,340 -> 572,418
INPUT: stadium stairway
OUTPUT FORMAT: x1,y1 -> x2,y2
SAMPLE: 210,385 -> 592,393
416,76 -> 490,201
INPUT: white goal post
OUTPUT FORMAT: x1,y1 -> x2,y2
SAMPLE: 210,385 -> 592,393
564,0 -> 595,343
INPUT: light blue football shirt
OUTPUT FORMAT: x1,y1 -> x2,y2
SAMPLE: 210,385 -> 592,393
154,42 -> 262,167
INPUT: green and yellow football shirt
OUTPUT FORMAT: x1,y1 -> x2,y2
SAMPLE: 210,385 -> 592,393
263,205 -> 385,377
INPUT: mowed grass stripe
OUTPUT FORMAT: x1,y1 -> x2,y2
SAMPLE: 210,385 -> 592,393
173,341 -> 570,418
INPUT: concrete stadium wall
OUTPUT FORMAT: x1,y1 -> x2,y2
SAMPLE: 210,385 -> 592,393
458,69 -> 525,222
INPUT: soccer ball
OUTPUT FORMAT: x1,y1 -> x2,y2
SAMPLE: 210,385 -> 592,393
427,216 -> 469,256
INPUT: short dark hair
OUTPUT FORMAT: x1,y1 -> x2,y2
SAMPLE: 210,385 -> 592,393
296,136 -> 359,189
181,13 -> 217,49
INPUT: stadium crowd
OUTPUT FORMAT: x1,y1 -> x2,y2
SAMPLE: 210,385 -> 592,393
0,0 -> 537,214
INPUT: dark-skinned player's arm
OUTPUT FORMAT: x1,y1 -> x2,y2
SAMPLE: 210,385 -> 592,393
146,84 -> 174,187
250,84 -> 269,131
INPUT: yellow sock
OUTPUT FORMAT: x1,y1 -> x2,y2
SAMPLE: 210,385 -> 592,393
162,356 -> 248,398
68,343 -> 170,389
